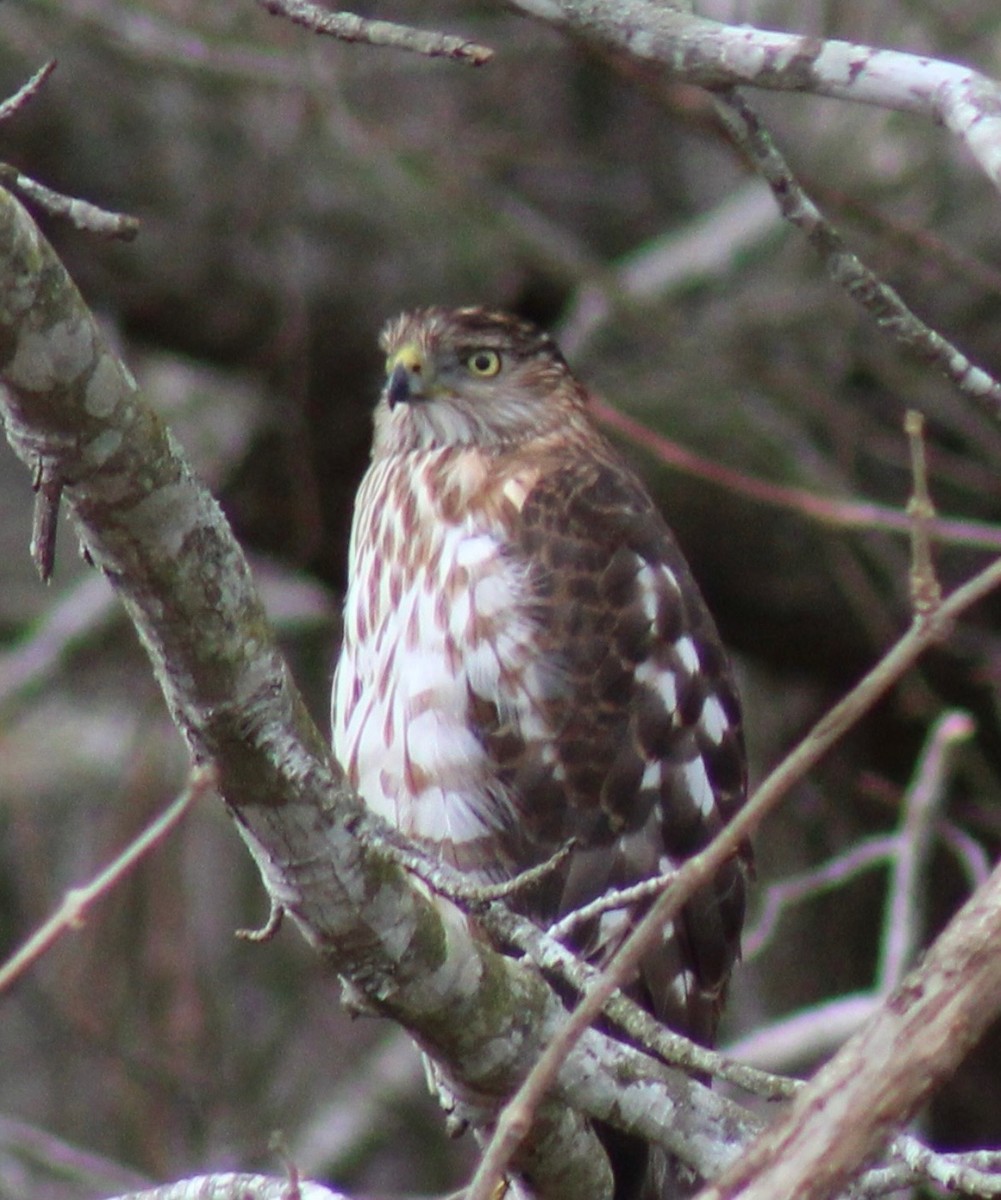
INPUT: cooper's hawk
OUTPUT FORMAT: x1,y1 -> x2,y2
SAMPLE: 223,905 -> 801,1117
332,307 -> 748,1198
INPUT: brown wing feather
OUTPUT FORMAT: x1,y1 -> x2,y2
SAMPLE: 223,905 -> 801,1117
479,441 -> 749,1043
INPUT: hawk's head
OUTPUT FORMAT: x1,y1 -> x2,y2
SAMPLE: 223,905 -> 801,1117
373,307 -> 587,452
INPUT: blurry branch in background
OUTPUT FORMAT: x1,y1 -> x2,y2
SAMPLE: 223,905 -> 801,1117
556,180 -> 781,357
0,62 -> 137,245
0,58 -> 57,121
732,711 -> 976,1071
257,0 -> 493,64
0,1116 -> 153,1197
593,399 -> 1001,553
0,769 -> 207,995
711,91 -> 1001,417
506,2 -> 1001,192
509,2 -> 1001,417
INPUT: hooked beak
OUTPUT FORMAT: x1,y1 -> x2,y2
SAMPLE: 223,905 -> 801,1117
385,344 -> 429,409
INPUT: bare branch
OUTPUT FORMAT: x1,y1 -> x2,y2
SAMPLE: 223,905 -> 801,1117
0,768 -> 208,995
258,0 -> 493,64
0,60 -> 57,123
878,710 -> 973,992
548,870 -> 676,943
697,857 -> 1001,1200
0,165 -> 140,240
591,399 -> 1001,554
105,1175 -> 346,1200
894,1135 -> 1001,1197
505,4 -> 1001,194
904,411 -> 943,619
710,90 -> 1001,419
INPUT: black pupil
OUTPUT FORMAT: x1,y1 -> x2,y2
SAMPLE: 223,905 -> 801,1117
474,353 -> 493,371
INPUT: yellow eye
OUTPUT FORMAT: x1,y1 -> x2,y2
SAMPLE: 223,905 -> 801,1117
465,349 -> 502,377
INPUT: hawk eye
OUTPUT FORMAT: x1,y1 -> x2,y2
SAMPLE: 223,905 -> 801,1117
465,349 -> 502,378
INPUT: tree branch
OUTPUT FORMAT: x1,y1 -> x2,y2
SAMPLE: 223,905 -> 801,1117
258,0 -> 493,64
504,2 -> 1001,194
0,768 -> 207,995
697,856 -> 1001,1200
710,90 -> 1001,419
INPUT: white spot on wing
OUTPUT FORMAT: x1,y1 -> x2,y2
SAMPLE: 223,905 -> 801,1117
641,761 -> 662,790
675,635 -> 699,674
700,695 -> 728,744
683,756 -> 716,818
636,562 -> 680,626
636,563 -> 659,623
634,659 -> 678,713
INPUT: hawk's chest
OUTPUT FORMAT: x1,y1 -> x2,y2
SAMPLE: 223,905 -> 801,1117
332,447 -> 541,860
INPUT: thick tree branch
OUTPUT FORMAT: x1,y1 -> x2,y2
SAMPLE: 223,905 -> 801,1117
504,2 -> 1001,194
697,856 -> 1001,1200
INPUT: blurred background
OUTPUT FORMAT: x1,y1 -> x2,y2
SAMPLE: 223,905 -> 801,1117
1,1 -> 1001,1196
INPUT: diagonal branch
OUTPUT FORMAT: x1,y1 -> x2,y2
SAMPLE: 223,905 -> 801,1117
710,90 -> 1001,419
696,855 -> 1001,1200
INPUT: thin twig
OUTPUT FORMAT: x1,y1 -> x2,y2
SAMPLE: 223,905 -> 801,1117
548,870 -> 675,942
878,710 -> 974,993
742,836 -> 898,960
712,89 -> 1001,421
0,166 -> 140,240
0,60 -> 57,123
480,898 -> 797,1101
0,767 -> 212,995
465,553 -> 1001,1200
257,0 -> 493,64
30,459 -> 63,583
904,411 -> 943,620
361,821 -> 574,904
895,1134 -> 1001,1196
591,400 -> 1001,553
236,897 -> 286,943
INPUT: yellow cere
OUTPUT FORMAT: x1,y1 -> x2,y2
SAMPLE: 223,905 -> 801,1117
388,344 -> 425,375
